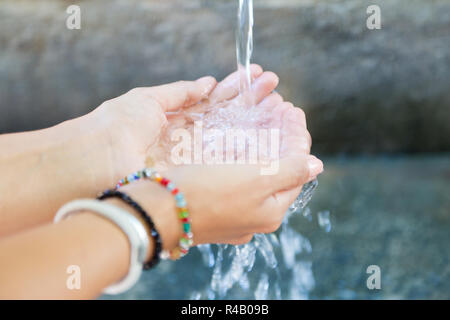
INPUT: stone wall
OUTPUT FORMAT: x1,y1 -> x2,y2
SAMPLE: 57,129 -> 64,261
0,0 -> 449,153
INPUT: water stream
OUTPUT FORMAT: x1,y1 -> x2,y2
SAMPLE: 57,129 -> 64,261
185,0 -> 327,300
145,0 -> 329,299
236,0 -> 254,107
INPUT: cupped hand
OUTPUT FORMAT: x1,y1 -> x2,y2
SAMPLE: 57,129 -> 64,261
85,65 -> 323,247
165,156 -> 323,246
87,76 -> 216,180
121,145 -> 323,249
86,64 -> 280,183
150,65 -> 323,246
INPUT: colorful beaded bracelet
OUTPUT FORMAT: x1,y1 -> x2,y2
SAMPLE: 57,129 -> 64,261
115,168 -> 193,260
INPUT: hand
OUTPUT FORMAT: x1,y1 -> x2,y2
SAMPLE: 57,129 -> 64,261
121,98 -> 323,248
85,64 -> 278,182
121,157 -> 323,250
149,65 -> 314,168
167,157 -> 323,246
86,76 -> 217,180
165,97 -> 322,246
78,64 -> 321,247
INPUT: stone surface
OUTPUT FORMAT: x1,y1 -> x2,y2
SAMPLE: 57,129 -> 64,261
0,0 -> 449,153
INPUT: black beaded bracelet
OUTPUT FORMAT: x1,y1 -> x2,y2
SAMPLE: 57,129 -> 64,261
97,189 -> 162,270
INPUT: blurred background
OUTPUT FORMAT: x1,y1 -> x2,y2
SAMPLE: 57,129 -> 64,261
0,0 -> 449,299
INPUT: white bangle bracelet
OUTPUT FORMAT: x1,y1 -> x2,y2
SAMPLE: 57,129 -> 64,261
54,199 -> 149,295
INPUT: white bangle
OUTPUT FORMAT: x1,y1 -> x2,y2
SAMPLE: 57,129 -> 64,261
54,199 -> 149,295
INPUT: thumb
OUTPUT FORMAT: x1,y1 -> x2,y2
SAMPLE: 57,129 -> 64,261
146,76 -> 217,112
264,155 -> 323,195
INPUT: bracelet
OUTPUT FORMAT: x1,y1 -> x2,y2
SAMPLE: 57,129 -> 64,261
97,189 -> 162,269
115,168 -> 193,260
54,199 -> 149,295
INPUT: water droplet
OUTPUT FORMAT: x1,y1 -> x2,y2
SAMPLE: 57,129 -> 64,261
318,210 -> 332,232
254,273 -> 269,300
197,244 -> 215,267
289,262 -> 315,300
239,274 -> 250,290
280,226 -> 312,268
302,207 -> 313,222
254,234 -> 277,269
189,291 -> 202,300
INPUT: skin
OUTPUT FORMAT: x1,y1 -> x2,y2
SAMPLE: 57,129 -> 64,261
0,65 -> 323,299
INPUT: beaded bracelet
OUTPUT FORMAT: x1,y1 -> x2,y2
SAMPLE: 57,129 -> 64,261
97,189 -> 162,269
115,168 -> 193,260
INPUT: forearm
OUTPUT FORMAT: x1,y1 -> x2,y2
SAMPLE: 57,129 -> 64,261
0,182 -> 177,299
0,114 -> 116,236
0,211 -> 131,299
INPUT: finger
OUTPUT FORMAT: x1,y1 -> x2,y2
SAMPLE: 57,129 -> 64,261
293,106 -> 307,129
209,64 -> 263,103
139,76 -> 217,112
257,92 -> 283,109
275,102 -> 307,129
262,155 -> 323,195
247,71 -> 279,104
258,185 -> 303,233
270,169 -> 322,223
273,185 -> 303,213
280,104 -> 307,129
226,234 -> 254,245
279,104 -> 311,155
281,130 -> 312,157
263,101 -> 309,155
267,101 -> 291,128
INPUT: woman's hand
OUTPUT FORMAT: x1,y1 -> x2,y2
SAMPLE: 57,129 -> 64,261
120,156 -> 323,250
121,97 -> 323,248
92,64 -> 321,247
86,76 -> 217,179
85,64 -> 276,181
171,157 -> 322,246
0,75 -> 219,235
0,64 -> 321,298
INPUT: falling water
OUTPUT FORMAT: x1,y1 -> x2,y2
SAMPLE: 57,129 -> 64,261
188,0 -> 331,300
236,0 -> 254,107
192,179 -> 322,300
150,0 -> 330,300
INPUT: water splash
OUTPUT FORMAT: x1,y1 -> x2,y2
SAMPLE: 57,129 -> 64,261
182,0 -> 329,299
287,180 -> 319,218
254,273 -> 269,300
145,0 -> 330,300
302,207 -> 313,222
197,244 -> 215,268
280,224 -> 312,268
189,180 -> 321,300
289,262 -> 315,300
318,210 -> 331,233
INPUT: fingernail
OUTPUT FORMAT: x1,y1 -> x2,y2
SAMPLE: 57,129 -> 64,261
196,76 -> 216,85
307,156 -> 324,180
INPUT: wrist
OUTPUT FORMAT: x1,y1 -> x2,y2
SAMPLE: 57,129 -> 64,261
120,180 -> 182,252
49,113 -> 117,191
102,197 -> 156,262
